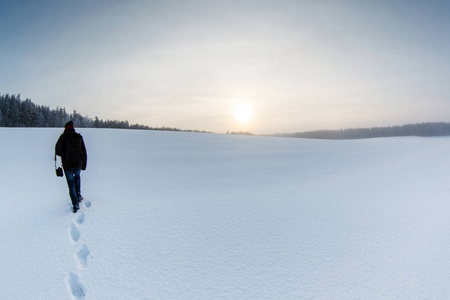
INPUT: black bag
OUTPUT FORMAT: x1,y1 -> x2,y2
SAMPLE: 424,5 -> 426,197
56,167 -> 63,177
55,154 -> 64,177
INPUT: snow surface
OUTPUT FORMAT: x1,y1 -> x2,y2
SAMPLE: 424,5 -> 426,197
1,127 -> 450,299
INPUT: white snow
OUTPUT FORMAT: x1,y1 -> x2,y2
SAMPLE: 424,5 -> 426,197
1,127 -> 450,299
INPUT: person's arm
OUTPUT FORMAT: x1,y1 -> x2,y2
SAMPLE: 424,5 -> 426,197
81,136 -> 87,170
55,135 -> 64,157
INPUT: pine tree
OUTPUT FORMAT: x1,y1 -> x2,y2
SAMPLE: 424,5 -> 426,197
94,116 -> 100,128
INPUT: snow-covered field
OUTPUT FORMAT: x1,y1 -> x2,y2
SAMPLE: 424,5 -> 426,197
1,127 -> 450,299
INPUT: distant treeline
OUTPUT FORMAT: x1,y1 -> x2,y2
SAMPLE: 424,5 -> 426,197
273,123 -> 450,139
227,131 -> 254,135
3,93 -> 449,139
0,94 -> 208,133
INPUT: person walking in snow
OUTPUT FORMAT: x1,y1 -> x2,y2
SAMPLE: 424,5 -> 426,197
55,121 -> 87,213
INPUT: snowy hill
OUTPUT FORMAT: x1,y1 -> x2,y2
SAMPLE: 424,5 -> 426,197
1,128 -> 450,299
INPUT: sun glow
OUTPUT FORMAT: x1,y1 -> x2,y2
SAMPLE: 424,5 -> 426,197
234,103 -> 253,123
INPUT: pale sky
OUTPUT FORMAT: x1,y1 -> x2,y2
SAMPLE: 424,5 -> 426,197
1,0 -> 450,134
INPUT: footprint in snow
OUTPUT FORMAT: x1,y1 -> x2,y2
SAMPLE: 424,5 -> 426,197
67,272 -> 86,299
77,244 -> 90,268
70,223 -> 80,242
75,211 -> 85,225
84,199 -> 92,208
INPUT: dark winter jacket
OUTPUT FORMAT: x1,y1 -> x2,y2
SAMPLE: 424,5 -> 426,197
55,129 -> 87,170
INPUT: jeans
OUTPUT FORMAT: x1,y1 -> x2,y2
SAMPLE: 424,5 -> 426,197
65,167 -> 81,207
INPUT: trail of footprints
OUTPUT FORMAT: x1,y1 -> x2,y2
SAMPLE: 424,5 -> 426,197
67,199 -> 92,299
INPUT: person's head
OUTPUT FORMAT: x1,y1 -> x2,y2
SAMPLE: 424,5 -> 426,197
64,121 -> 75,132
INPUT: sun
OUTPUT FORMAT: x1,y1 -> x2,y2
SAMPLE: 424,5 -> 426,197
234,103 -> 253,123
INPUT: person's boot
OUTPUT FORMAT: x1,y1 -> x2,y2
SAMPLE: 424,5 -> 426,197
78,194 -> 83,202
73,204 -> 80,213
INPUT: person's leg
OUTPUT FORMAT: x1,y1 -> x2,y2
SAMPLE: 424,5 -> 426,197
65,168 -> 79,207
73,168 -> 82,201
